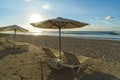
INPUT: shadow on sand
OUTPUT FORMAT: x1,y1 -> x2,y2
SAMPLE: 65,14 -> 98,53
78,71 -> 120,80
0,46 -> 28,60
47,68 -> 120,80
47,68 -> 75,80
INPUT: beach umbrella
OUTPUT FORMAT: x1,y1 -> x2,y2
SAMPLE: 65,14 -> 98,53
31,17 -> 89,59
0,25 -> 28,44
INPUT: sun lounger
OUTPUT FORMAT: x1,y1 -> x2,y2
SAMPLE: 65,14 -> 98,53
42,47 -> 84,75
42,47 -> 64,70
62,51 -> 81,74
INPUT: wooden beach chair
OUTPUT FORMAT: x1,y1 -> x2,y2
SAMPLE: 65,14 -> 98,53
42,47 -> 64,70
62,51 -> 81,74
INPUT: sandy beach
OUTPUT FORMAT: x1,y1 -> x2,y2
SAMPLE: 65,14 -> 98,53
9,35 -> 120,63
0,34 -> 120,80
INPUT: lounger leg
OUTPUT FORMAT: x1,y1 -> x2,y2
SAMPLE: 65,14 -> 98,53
72,66 -> 80,75
76,66 -> 80,74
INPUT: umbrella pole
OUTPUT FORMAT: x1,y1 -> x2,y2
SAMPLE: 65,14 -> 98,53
59,27 -> 62,59
14,29 -> 16,45
40,58 -> 44,80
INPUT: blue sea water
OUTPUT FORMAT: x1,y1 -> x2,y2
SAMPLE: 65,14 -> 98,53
41,31 -> 120,41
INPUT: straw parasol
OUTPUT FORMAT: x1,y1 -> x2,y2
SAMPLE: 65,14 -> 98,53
31,17 -> 89,59
0,25 -> 28,44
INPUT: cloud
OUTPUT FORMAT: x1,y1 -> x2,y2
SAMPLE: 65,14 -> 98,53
105,16 -> 114,20
41,4 -> 51,10
95,17 -> 98,20
24,0 -> 31,2
5,16 -> 13,18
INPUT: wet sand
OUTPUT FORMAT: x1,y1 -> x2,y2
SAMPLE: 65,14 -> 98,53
0,35 -> 120,80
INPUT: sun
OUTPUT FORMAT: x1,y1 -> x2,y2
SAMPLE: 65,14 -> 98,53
29,13 -> 44,23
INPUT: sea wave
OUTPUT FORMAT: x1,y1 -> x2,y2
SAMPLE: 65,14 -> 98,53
63,31 -> 120,36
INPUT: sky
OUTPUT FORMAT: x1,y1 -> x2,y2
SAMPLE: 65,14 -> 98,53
0,0 -> 120,31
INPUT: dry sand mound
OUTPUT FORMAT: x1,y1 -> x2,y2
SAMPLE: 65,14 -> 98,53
0,39 -> 47,80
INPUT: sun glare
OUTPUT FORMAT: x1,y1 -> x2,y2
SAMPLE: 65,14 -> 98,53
29,13 -> 44,23
27,13 -> 44,34
28,27 -> 43,36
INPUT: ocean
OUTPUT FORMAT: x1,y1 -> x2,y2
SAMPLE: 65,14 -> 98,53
1,31 -> 120,41
39,31 -> 120,41
63,31 -> 120,40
